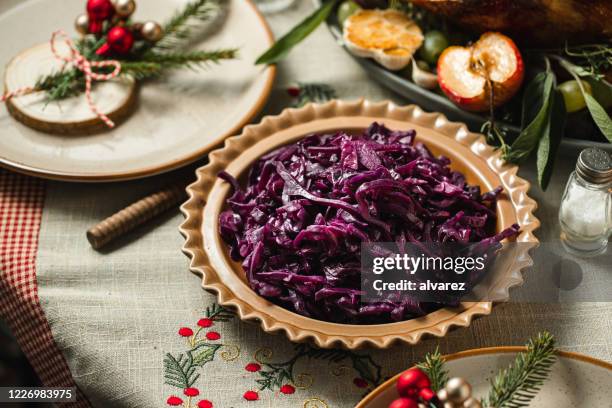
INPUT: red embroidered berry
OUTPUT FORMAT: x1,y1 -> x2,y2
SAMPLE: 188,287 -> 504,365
280,384 -> 295,394
178,327 -> 193,337
243,390 -> 259,401
197,318 -> 213,328
206,331 -> 221,340
166,396 -> 183,406
184,387 -> 199,397
353,377 -> 368,388
287,87 -> 301,97
197,400 -> 213,408
245,363 -> 261,372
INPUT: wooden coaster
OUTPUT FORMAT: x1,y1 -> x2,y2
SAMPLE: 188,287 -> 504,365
3,42 -> 138,135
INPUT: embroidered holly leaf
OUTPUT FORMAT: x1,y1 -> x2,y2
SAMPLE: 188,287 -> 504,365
350,354 -> 383,386
188,343 -> 221,367
164,352 -> 200,389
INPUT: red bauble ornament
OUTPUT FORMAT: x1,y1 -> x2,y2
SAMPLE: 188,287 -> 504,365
87,0 -> 114,35
96,26 -> 134,56
388,397 -> 418,408
396,368 -> 431,398
419,387 -> 435,401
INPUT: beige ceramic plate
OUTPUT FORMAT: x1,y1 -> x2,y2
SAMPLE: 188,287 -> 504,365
0,0 -> 275,182
356,347 -> 612,407
180,99 -> 540,349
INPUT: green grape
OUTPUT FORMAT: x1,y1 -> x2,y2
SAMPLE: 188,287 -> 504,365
337,1 -> 362,27
419,30 -> 449,65
558,80 -> 592,113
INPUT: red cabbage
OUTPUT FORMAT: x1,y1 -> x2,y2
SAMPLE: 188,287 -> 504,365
218,123 -> 519,324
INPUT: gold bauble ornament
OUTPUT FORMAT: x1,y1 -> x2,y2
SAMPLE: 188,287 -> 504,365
445,377 -> 472,404
113,0 -> 136,18
75,13 -> 89,35
141,21 -> 164,42
463,397 -> 482,408
437,388 -> 449,402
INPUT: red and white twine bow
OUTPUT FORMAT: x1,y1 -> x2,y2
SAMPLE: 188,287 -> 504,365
1,30 -> 122,128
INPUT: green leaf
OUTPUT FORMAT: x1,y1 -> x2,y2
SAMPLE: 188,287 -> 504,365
505,71 -> 555,163
584,93 -> 612,142
188,343 -> 221,366
536,90 -> 566,190
255,0 -> 338,65
586,77 -> 612,109
558,58 -> 612,143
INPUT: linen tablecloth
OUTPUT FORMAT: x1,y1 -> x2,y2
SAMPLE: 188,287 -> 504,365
1,2 -> 611,408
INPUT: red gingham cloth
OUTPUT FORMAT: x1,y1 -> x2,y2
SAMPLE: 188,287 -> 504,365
0,169 -> 90,407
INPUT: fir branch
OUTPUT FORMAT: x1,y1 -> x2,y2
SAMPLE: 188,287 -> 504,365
485,332 -> 556,408
156,0 -> 222,50
35,69 -> 85,103
416,348 -> 449,392
292,82 -> 337,107
121,49 -> 237,79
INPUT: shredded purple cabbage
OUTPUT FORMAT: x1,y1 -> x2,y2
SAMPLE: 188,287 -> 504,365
218,123 -> 519,324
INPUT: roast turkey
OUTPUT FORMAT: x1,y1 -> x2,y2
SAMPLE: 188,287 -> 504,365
408,0 -> 612,46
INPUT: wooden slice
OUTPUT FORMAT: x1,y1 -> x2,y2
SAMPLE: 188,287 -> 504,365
3,41 -> 138,135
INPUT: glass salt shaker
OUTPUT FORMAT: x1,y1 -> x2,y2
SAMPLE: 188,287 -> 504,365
559,147 -> 612,256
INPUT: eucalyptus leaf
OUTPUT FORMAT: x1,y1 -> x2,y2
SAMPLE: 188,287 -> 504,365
536,90 -> 566,190
505,71 -> 555,163
255,0 -> 338,65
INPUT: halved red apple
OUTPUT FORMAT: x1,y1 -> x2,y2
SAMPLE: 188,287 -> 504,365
437,32 -> 524,112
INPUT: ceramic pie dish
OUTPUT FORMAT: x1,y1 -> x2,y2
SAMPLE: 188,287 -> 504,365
356,347 -> 612,407
179,99 -> 539,349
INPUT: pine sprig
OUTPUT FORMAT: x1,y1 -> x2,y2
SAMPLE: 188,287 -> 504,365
35,69 -> 85,102
416,348 -> 449,392
163,352 -> 200,389
120,49 -> 238,79
155,0 -> 222,50
484,332 -> 557,408
291,82 -> 337,107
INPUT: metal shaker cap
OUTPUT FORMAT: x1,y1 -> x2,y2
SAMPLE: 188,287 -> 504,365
576,147 -> 612,185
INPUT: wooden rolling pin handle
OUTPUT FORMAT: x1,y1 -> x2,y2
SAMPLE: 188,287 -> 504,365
87,184 -> 187,249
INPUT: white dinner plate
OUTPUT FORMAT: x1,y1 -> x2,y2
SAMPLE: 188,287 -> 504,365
357,347 -> 612,408
0,0 -> 275,181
